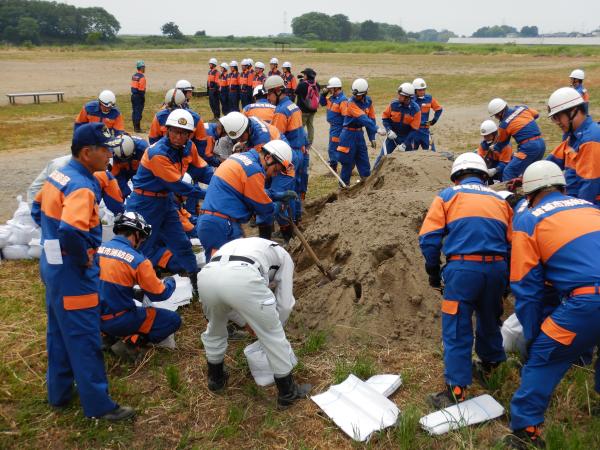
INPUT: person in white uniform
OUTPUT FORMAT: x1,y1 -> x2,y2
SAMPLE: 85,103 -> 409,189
198,236 -> 312,408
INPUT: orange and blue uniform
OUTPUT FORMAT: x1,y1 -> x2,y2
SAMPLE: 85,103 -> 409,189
319,90 -> 348,170
419,177 -> 512,387
98,236 -> 181,344
243,99 -> 276,123
75,100 -> 125,135
546,116 -> 600,205
227,70 -> 241,112
130,70 -> 146,128
128,137 -> 213,274
240,67 -> 255,107
94,170 -> 124,215
246,116 -> 284,152
337,96 -> 378,185
375,98 -> 421,167
148,107 -> 208,160
574,84 -> 590,115
110,136 -> 148,198
477,141 -> 513,182
218,70 -> 230,115
252,71 -> 266,88
268,68 -> 282,77
202,122 -> 224,167
509,192 -> 600,431
495,105 -> 545,181
31,158 -> 118,418
195,150 -> 274,259
207,66 -> 221,117
414,94 -> 443,151
283,72 -> 298,102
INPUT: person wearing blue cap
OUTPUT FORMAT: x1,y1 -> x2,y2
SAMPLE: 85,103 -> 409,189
31,123 -> 135,421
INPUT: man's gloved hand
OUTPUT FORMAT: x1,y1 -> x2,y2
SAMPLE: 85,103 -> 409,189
232,141 -> 246,153
376,127 -> 387,136
488,167 -> 498,178
506,176 -> 523,192
133,288 -> 145,301
399,143 -> 407,151
320,87 -> 329,96
386,130 -> 398,140
428,119 -> 437,127
425,265 -> 441,288
370,140 -> 377,149
275,190 -> 298,203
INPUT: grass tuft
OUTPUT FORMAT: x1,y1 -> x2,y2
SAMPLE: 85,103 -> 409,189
333,355 -> 378,383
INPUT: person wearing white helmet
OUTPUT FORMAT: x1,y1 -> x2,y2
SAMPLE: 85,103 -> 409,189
218,62 -> 231,115
175,79 -> 195,106
110,134 -> 149,198
373,82 -> 421,167
240,59 -> 256,108
207,58 -> 221,118
476,119 -> 513,182
130,60 -> 147,132
75,89 -> 125,135
319,76 -> 348,173
569,69 -> 589,114
486,97 -> 546,182
217,111 -> 285,155
504,160 -> 600,449
227,60 -> 241,112
280,62 -> 297,102
419,152 -> 511,410
336,78 -> 383,186
242,85 -> 277,123
412,77 -> 443,151
128,108 -> 214,299
269,57 -> 281,76
251,62 -> 266,87
545,87 -> 600,205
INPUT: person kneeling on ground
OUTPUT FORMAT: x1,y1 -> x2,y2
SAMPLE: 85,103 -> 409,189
199,237 -> 311,408
99,211 -> 182,362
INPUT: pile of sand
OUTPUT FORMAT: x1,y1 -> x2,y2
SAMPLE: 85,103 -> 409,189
288,151 -> 454,347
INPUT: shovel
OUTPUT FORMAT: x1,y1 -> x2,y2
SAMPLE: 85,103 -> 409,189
286,205 -> 339,282
311,145 -> 347,188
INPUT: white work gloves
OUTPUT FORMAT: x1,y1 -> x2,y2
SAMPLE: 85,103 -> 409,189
488,167 -> 498,177
386,130 -> 397,140
398,143 -> 407,151
376,126 -> 387,136
232,141 -> 246,153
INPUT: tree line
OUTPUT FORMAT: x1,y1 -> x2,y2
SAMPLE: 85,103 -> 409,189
472,25 -> 539,38
0,0 -> 120,45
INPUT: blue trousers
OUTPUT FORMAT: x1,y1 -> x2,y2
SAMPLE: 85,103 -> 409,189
101,307 -> 181,343
208,89 -> 221,118
228,91 -> 240,112
240,91 -> 252,108
413,129 -> 434,151
131,93 -> 145,124
220,89 -> 230,115
441,260 -> 507,386
127,193 -> 196,274
41,256 -> 117,417
510,295 -> 600,430
196,214 -> 243,261
328,134 -> 340,169
337,130 -> 371,186
502,138 -> 546,181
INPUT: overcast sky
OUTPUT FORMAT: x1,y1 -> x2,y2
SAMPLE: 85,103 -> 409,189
64,0 -> 600,36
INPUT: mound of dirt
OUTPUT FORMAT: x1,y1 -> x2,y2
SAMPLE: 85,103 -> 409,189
288,151 -> 454,347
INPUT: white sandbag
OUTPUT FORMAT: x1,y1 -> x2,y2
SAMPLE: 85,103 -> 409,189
365,374 -> 403,397
7,223 -> 37,245
2,245 -> 32,260
196,251 -> 206,269
311,374 -> 400,442
27,238 -> 42,259
136,274 -> 193,311
501,313 -> 527,355
0,225 -> 12,248
243,340 -> 298,387
11,195 -> 36,228
419,394 -> 505,435
155,334 -> 176,349
101,207 -> 115,243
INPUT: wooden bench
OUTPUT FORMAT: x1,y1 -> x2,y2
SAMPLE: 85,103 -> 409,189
7,91 -> 65,105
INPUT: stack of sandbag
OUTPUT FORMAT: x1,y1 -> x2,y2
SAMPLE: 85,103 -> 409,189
0,196 -> 41,260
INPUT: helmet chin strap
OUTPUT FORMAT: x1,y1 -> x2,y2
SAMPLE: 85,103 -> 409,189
567,107 -> 578,134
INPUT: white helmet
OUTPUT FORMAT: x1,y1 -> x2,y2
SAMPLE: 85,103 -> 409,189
220,62 -> 229,70
175,79 -> 194,92
219,112 -> 249,139
113,135 -> 135,159
230,60 -> 238,67
270,57 -> 279,65
398,82 -> 415,97
450,152 -> 489,181
165,109 -> 195,131
547,87 -> 585,117
412,78 -> 427,90
488,98 -> 507,116
253,84 -> 266,98
522,160 -> 566,194
569,69 -> 585,80
165,88 -> 186,107
496,190 -> 514,200
241,58 -> 249,66
327,77 -> 342,89
209,57 -> 218,65
264,75 -> 285,92
255,61 -> 265,70
247,58 -> 254,66
351,78 -> 369,95
98,90 -> 116,108
263,139 -> 293,165
480,119 -> 498,136
282,61 -> 292,69
182,173 -> 193,184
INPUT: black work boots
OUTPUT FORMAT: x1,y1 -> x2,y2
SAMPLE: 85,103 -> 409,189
427,384 -> 467,409
99,405 -> 136,421
503,426 -> 545,449
274,373 -> 312,409
207,361 -> 229,392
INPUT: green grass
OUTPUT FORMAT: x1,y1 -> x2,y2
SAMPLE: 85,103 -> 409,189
333,355 -> 378,383
297,330 -> 328,357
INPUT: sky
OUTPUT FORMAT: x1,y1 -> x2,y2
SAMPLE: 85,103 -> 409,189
64,0 -> 600,36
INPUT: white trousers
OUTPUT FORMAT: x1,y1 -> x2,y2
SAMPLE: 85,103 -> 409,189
198,261 -> 296,377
